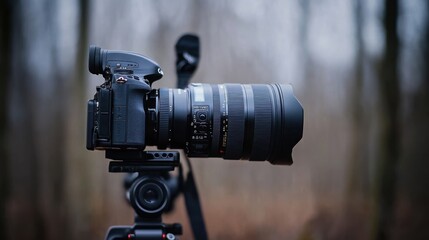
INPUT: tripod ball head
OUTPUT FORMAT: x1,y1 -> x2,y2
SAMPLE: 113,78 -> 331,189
129,175 -> 170,217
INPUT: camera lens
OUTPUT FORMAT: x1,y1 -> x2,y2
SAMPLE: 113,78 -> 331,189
149,83 -> 303,165
130,177 -> 169,216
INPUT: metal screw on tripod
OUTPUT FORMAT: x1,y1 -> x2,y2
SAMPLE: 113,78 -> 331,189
166,233 -> 176,240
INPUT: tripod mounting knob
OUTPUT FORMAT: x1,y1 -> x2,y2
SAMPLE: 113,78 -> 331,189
130,175 -> 170,217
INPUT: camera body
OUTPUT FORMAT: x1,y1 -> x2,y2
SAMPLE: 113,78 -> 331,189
86,46 -> 162,152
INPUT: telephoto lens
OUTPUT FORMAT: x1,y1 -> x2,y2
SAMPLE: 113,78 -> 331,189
147,83 -> 303,165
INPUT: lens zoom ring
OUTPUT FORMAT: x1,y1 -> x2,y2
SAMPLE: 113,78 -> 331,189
224,84 -> 245,159
250,85 -> 272,161
158,89 -> 170,148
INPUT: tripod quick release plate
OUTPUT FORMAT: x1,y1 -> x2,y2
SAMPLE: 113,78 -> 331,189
107,151 -> 180,173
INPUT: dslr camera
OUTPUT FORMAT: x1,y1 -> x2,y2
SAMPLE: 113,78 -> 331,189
86,45 -> 303,165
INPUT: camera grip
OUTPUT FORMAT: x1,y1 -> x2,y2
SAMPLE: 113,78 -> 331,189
111,80 -> 150,149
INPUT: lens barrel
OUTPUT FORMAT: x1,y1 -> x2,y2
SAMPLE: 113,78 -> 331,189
150,83 -> 303,165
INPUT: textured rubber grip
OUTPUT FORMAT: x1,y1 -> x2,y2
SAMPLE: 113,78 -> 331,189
224,84 -> 245,159
158,89 -> 170,149
250,85 -> 272,161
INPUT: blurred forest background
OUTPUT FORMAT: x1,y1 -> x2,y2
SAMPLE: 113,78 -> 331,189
1,0 -> 428,239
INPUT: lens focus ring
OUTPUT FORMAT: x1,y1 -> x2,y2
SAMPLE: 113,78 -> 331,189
224,84 -> 245,159
249,85 -> 272,161
158,89 -> 171,149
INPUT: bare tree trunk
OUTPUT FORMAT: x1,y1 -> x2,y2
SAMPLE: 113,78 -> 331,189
422,0 -> 429,97
339,1 -> 371,239
64,0 -> 93,239
393,2 -> 429,239
67,0 -> 91,236
0,0 -> 12,239
6,0 -> 76,239
347,0 -> 367,200
8,5 -> 43,238
374,0 -> 400,239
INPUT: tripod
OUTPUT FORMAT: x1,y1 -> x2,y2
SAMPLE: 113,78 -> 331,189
105,151 -> 182,240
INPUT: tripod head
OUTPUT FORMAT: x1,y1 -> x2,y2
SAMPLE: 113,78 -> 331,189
105,151 -> 182,240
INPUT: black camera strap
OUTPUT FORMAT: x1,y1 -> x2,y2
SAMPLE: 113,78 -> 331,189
176,34 -> 200,89
178,158 -> 208,240
175,34 -> 207,240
